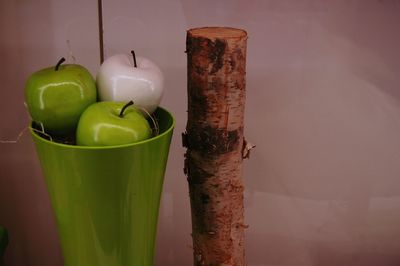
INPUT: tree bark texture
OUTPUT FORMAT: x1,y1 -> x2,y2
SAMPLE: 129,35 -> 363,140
184,27 -> 248,266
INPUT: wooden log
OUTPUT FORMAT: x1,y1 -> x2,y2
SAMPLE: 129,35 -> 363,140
184,27 -> 248,266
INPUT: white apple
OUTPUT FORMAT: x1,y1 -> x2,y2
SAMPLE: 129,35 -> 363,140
96,52 -> 164,114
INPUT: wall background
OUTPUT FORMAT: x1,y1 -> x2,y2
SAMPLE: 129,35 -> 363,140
1,0 -> 400,265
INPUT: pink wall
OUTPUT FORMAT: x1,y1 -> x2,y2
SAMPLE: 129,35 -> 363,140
1,0 -> 400,265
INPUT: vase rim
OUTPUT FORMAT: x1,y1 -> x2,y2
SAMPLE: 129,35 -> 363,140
29,106 -> 175,150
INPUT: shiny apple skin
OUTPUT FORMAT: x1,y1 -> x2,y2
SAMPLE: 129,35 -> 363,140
76,101 -> 152,146
25,64 -> 97,135
96,54 -> 164,114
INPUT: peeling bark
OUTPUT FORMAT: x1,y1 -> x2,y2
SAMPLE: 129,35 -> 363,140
184,27 -> 248,266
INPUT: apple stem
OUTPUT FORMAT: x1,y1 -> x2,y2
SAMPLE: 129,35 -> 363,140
119,100 -> 134,118
55,57 -> 66,71
131,50 -> 137,68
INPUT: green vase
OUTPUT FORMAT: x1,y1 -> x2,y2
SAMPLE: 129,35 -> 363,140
30,107 -> 174,266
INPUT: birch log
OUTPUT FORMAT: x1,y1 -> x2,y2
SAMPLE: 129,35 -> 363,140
183,27 -> 248,266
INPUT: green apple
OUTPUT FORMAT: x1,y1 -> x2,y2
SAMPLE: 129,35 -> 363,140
76,101 -> 152,146
25,58 -> 97,135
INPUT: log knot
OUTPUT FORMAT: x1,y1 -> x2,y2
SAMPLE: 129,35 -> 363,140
185,126 -> 240,155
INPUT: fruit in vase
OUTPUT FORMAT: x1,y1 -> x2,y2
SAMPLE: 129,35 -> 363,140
96,51 -> 164,114
25,58 -> 97,135
76,101 -> 152,146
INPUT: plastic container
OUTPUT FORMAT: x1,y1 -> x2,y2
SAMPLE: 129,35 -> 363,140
30,107 -> 174,266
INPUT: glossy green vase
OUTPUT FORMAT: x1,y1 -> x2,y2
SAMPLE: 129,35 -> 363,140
30,107 -> 174,266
